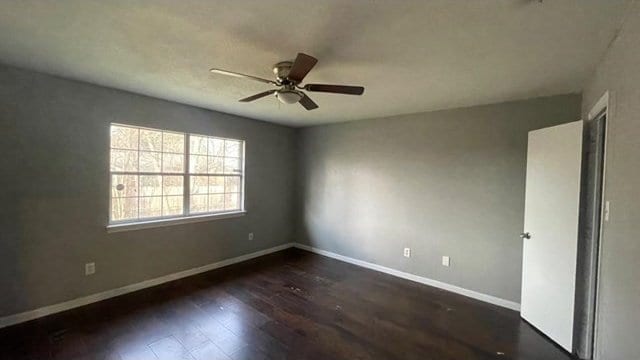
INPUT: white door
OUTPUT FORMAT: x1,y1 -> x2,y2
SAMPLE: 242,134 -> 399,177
521,120 -> 583,352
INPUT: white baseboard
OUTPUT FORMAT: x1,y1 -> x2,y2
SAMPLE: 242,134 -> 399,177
0,241 -> 520,329
0,243 -> 294,329
293,243 -> 521,311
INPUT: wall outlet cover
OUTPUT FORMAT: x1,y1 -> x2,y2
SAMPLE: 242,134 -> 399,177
248,232 -> 254,241
442,256 -> 450,267
85,262 -> 96,276
403,248 -> 411,258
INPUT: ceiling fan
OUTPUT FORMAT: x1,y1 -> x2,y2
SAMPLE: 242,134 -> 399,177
209,53 -> 364,110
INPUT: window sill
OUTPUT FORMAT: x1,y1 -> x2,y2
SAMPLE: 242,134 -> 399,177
106,211 -> 247,233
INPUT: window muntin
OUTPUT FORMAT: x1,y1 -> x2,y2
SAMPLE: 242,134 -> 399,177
109,124 -> 244,224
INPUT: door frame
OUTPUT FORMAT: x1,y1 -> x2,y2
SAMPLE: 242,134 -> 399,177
587,91 -> 611,360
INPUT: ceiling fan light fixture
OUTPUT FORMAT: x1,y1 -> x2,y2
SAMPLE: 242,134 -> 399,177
276,90 -> 303,104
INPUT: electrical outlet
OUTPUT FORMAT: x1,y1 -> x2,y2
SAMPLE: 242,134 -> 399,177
403,248 -> 411,258
85,262 -> 96,276
248,232 -> 254,241
604,201 -> 610,222
442,256 -> 450,267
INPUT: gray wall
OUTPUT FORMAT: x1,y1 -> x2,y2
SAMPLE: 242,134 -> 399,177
0,64 -> 296,317
296,94 -> 582,303
582,3 -> 640,359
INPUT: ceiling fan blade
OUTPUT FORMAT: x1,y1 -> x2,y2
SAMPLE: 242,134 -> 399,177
287,53 -> 318,83
239,90 -> 277,102
299,93 -> 319,111
304,84 -> 364,95
210,68 -> 277,85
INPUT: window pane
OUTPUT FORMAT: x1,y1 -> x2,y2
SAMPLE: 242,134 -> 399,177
190,176 -> 208,195
139,196 -> 162,218
111,197 -> 138,221
110,149 -> 138,172
163,196 -> 183,216
163,132 -> 184,153
209,194 -> 225,212
190,135 -> 208,155
111,125 -> 138,150
112,175 -> 138,197
163,153 -> 184,173
190,155 -> 208,174
208,138 -> 225,156
140,129 -> 162,152
225,176 -> 240,193
209,176 -> 224,193
163,176 -> 183,196
224,140 -> 241,157
224,157 -> 241,174
190,194 -> 207,214
209,156 -> 224,174
224,193 -> 240,211
139,151 -> 161,172
139,175 -> 162,196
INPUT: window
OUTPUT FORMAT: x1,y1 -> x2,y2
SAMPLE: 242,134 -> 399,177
188,134 -> 244,214
109,124 -> 244,225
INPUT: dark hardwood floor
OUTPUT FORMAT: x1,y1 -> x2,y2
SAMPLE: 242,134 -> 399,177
0,248 -> 572,360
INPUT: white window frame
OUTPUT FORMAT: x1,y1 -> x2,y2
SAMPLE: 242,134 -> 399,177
107,124 -> 246,233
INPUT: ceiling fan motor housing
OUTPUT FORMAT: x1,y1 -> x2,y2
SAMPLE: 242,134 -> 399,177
273,61 -> 293,82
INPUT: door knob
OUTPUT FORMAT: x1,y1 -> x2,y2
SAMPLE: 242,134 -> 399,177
520,232 -> 531,239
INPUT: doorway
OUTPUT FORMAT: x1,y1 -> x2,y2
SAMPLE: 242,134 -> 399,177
574,109 -> 607,359
519,108 -> 608,358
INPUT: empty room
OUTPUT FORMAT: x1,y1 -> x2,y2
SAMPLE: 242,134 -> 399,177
1,1 -> 639,359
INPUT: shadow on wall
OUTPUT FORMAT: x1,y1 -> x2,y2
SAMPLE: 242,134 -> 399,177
1,196 -> 84,316
0,195 -> 23,317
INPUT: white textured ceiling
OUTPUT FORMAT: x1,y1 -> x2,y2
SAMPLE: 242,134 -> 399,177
0,0 -> 630,126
